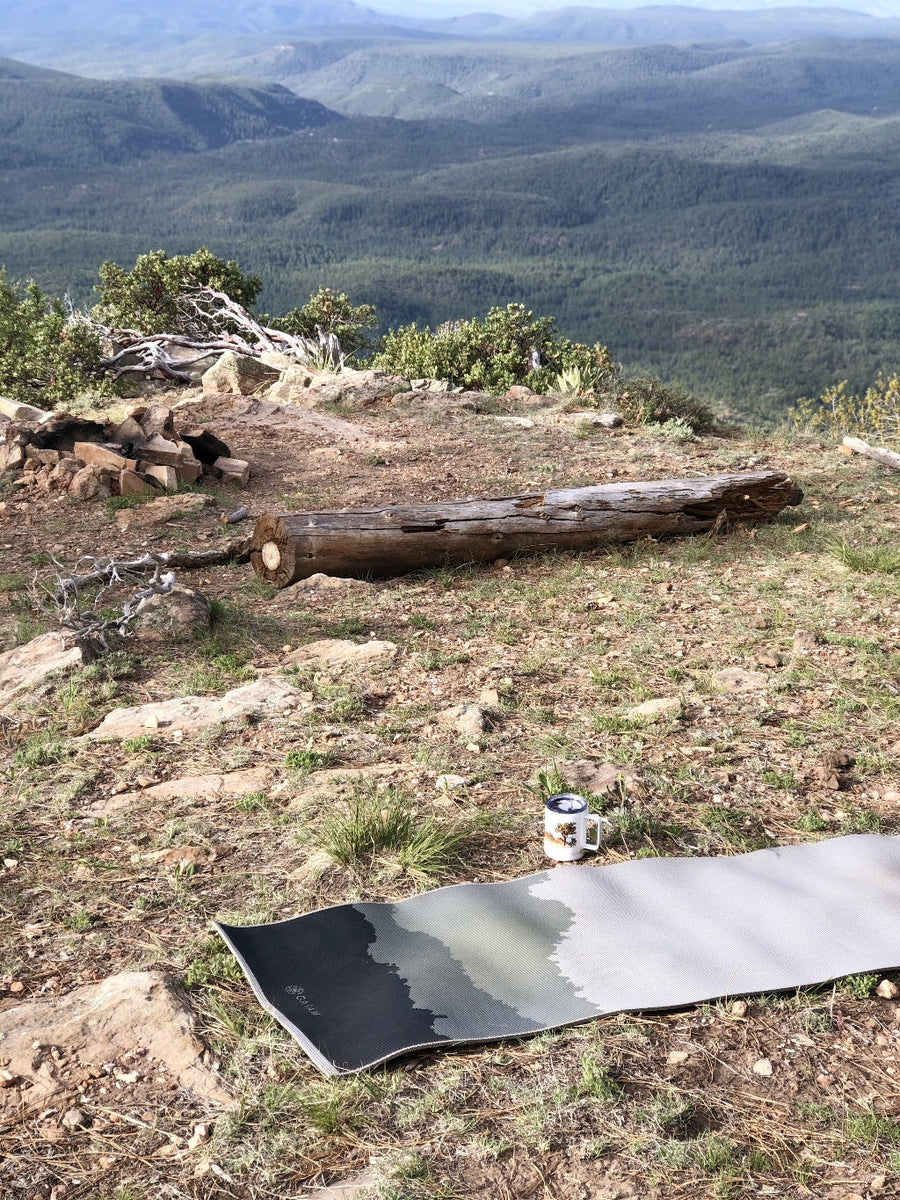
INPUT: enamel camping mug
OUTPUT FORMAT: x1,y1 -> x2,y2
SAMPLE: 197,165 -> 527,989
543,793 -> 602,862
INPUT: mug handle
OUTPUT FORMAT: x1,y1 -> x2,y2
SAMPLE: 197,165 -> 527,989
583,812 -> 603,852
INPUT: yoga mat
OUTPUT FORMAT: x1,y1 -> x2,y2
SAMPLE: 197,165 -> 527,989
215,835 -> 900,1075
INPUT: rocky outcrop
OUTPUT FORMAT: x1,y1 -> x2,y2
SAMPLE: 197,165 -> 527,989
0,970 -> 231,1113
0,632 -> 91,714
201,351 -> 279,396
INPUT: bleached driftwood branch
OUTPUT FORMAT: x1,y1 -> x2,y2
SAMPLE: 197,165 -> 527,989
49,540 -> 252,604
69,287 -> 343,383
37,539 -> 251,651
843,436 -> 900,473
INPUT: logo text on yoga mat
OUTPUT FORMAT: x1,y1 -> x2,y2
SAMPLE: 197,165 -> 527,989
285,985 -> 322,1016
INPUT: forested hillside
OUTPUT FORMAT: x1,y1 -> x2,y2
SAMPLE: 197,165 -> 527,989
1,32 -> 900,420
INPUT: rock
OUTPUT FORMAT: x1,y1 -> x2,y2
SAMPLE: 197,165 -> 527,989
179,427 -> 231,465
493,416 -> 534,429
667,1050 -> 690,1065
139,463 -> 178,490
811,751 -> 855,790
131,585 -> 211,641
755,649 -> 782,668
730,1000 -> 749,1018
82,766 -> 274,817
114,492 -> 214,531
573,412 -> 623,430
266,364 -> 316,406
477,687 -> 501,707
135,845 -> 224,870
202,351 -> 279,396
259,351 -> 294,372
437,704 -> 487,737
72,441 -> 135,472
111,415 -> 146,444
436,774 -> 468,792
290,849 -> 339,884
0,632 -> 90,714
61,1106 -> 91,1130
24,445 -> 60,466
48,458 -> 81,489
505,385 -> 536,401
286,573 -> 373,595
137,433 -> 183,467
876,979 -> 899,999
0,971 -> 230,1113
174,446 -> 203,484
559,760 -> 641,798
136,405 -> 178,441
81,676 -> 306,742
792,629 -> 820,653
68,462 -> 111,500
627,696 -> 682,721
298,368 -> 407,410
289,763 -> 421,806
212,456 -> 251,487
118,469 -> 158,498
712,667 -> 768,693
0,440 -> 26,471
752,1057 -> 774,1076
282,638 -> 398,670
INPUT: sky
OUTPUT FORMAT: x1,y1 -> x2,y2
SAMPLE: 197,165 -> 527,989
375,0 -> 900,17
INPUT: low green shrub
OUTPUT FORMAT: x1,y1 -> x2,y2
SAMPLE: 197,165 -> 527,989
373,302 -> 613,394
0,271 -> 112,405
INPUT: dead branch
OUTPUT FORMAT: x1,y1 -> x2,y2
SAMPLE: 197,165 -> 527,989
70,286 -> 336,384
50,540 -> 251,604
842,436 -> 900,473
36,537 -> 250,651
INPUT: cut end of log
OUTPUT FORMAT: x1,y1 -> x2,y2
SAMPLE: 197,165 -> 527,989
261,542 -> 282,572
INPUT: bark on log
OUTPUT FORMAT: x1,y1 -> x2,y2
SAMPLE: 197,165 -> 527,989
251,472 -> 803,588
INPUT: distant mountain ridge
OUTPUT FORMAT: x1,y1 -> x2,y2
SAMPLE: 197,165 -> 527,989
0,74 -> 340,168
3,0 -> 900,67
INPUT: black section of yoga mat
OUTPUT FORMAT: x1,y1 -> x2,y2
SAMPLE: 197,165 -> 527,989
217,904 -> 449,1073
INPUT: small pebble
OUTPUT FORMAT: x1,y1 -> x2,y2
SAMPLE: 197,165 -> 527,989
61,1106 -> 90,1130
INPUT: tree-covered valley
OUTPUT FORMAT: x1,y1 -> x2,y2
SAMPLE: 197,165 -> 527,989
2,18 -> 900,420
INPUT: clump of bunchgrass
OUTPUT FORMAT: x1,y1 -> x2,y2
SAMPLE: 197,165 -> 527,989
319,784 -> 468,879
829,537 -> 900,575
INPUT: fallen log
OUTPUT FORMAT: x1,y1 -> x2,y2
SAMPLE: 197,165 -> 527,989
251,471 -> 803,588
842,436 -> 900,473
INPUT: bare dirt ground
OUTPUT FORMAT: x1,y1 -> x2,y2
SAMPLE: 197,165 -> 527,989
2,384 -> 900,1200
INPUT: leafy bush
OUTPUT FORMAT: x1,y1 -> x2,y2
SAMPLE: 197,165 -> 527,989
94,246 -> 262,335
0,271 -> 111,405
614,376 -> 716,433
271,286 -> 377,359
373,302 -> 613,394
793,375 -> 900,444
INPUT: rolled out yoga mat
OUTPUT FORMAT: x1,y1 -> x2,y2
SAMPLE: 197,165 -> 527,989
215,835 -> 900,1075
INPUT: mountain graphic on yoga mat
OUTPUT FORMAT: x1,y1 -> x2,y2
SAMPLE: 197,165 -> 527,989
216,835 -> 900,1074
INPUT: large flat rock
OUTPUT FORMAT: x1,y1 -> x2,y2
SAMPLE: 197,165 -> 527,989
0,970 -> 230,1113
83,766 -> 275,817
81,676 -> 305,741
0,631 -> 89,714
